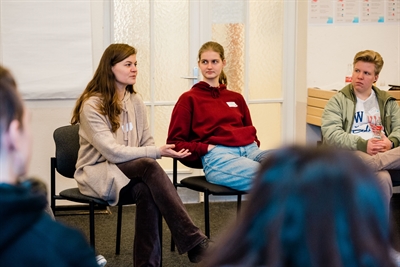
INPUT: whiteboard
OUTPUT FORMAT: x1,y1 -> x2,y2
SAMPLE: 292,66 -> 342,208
0,0 -> 93,99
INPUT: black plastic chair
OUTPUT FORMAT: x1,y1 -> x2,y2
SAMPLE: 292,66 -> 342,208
171,158 -> 246,250
390,170 -> 400,187
50,124 -> 162,258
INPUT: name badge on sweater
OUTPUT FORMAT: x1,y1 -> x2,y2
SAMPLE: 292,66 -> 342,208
122,122 -> 133,132
226,101 -> 238,107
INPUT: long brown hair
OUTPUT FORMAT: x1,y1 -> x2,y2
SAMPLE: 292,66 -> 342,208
71,43 -> 137,132
198,41 -> 228,86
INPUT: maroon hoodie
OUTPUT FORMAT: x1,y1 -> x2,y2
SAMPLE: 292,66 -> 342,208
167,81 -> 259,165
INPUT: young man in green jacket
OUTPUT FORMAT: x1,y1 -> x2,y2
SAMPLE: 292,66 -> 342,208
321,50 -> 400,206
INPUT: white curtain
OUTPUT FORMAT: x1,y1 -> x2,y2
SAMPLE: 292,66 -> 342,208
0,0 -> 93,99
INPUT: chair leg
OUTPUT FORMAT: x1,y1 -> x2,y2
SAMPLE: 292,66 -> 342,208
204,190 -> 210,238
50,157 -> 56,214
159,210 -> 163,267
116,205 -> 123,255
89,201 -> 95,249
170,237 -> 175,252
237,194 -> 242,213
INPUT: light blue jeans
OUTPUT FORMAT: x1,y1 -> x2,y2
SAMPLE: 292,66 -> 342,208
201,143 -> 271,192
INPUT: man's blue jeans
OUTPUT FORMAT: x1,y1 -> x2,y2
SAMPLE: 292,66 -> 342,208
201,143 -> 271,191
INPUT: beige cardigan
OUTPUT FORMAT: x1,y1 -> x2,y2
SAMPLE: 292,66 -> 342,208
74,93 -> 161,205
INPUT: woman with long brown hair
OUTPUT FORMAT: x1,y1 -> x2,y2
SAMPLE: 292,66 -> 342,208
71,43 -> 208,266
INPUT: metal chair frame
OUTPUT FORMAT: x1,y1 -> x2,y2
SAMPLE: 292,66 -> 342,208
171,158 -> 246,251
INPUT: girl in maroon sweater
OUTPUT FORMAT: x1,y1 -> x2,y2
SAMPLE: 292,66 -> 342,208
167,41 -> 269,191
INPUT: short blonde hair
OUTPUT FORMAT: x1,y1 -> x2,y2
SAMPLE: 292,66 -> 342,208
353,50 -> 384,75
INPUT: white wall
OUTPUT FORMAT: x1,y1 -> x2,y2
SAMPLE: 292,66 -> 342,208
307,24 -> 400,89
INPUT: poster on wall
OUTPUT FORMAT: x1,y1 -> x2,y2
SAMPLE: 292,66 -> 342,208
310,0 -> 399,24
0,1 -> 93,99
361,0 -> 385,22
386,0 -> 400,22
336,0 -> 360,23
309,0 -> 334,24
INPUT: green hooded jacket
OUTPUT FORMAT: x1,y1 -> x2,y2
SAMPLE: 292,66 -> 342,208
321,84 -> 400,152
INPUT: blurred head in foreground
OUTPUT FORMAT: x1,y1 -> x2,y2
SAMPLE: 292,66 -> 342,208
0,65 -> 32,185
204,146 -> 394,267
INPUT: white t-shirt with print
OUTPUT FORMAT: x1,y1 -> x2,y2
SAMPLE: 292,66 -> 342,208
351,90 -> 380,140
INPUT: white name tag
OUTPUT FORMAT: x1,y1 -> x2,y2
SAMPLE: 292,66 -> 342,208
122,122 -> 133,132
226,101 -> 238,107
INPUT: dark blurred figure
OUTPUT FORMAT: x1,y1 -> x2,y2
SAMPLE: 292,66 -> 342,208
204,146 -> 396,267
0,65 -> 98,267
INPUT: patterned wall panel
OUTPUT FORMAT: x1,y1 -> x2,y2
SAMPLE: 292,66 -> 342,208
212,23 -> 245,94
154,1 -> 189,102
114,0 -> 151,101
248,1 -> 283,100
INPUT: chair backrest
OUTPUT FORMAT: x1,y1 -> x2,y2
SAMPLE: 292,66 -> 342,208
53,124 -> 80,178
390,170 -> 400,187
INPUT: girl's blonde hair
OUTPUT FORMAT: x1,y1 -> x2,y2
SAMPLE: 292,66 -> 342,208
198,41 -> 228,86
353,50 -> 384,75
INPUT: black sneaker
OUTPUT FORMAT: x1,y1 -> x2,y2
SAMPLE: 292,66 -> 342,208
188,238 -> 209,263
